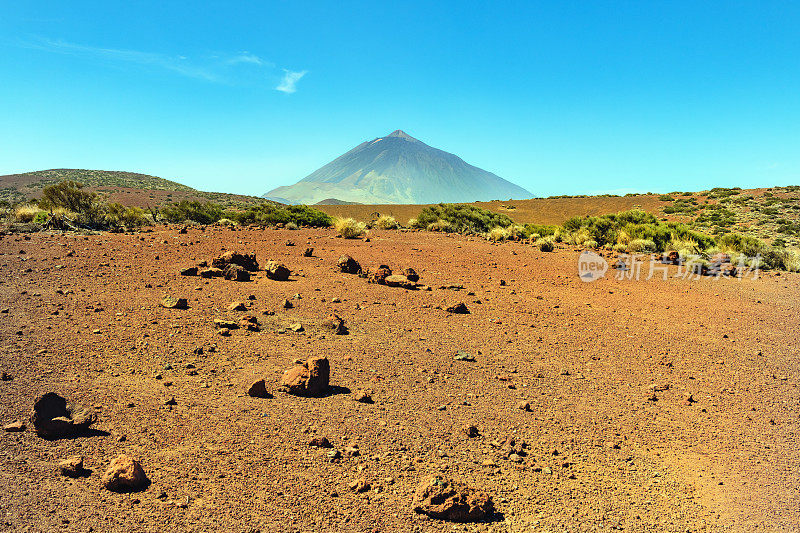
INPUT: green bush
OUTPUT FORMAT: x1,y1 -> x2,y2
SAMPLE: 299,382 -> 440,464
161,201 -> 225,224
105,203 -> 147,228
39,180 -> 98,213
414,204 -> 514,233
234,203 -> 331,227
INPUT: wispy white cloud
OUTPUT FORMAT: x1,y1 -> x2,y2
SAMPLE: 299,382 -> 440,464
22,38 -> 304,92
226,52 -> 271,67
276,69 -> 307,94
28,38 -> 220,81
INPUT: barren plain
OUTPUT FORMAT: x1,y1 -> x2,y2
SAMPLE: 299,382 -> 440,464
0,226 -> 798,532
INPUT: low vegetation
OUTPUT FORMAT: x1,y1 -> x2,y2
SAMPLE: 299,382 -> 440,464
412,204 -> 514,233
374,215 -> 399,230
333,217 -> 367,239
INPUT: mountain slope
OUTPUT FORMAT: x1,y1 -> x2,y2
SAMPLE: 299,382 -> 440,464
0,169 -> 266,208
264,130 -> 532,204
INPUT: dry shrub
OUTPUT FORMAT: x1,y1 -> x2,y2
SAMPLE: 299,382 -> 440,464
334,217 -> 367,239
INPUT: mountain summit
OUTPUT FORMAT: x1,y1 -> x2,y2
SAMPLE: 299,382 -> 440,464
263,130 -> 532,204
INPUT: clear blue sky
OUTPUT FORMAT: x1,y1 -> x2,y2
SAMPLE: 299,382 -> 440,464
1,1 -> 799,197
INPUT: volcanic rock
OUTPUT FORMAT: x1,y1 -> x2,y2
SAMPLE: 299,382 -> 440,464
402,267 -> 420,282
200,267 -> 223,278
101,455 -> 149,492
30,392 -> 96,439
321,314 -> 348,335
59,456 -> 87,477
223,264 -> 250,282
337,255 -> 361,274
265,260 -> 291,281
445,303 -> 470,314
368,266 -> 392,285
212,251 -> 259,272
413,475 -> 494,522
247,380 -> 272,398
280,356 -> 330,397
160,296 -> 188,309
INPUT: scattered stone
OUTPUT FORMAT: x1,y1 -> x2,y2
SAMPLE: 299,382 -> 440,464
384,274 -> 417,289
265,260 -> 291,281
227,301 -> 247,311
212,251 -> 259,272
280,356 -> 330,397
454,351 -> 475,362
289,322 -> 304,333
403,267 -> 420,282
367,266 -> 393,285
337,255 -> 361,274
164,397 -> 177,406
58,456 -> 87,477
213,319 -> 239,330
508,453 -> 523,463
413,475 -> 494,522
223,264 -> 250,282
180,266 -> 198,276
200,267 -> 223,278
353,390 -> 373,403
1,371 -> 11,381
3,420 -> 25,432
465,425 -> 479,438
282,299 -> 293,309
238,315 -> 260,331
344,446 -> 360,457
247,380 -> 273,398
445,303 -> 470,314
327,449 -> 342,461
321,314 -> 348,335
30,392 -> 96,439
309,436 -> 333,448
682,392 -> 696,405
349,479 -> 370,493
303,248 -> 314,257
160,296 -> 188,309
102,455 -> 149,492
517,401 -> 531,412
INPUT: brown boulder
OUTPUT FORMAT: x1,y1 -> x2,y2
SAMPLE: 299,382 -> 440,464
265,260 -> 290,281
223,264 -> 250,281
337,255 -> 361,274
58,455 -> 87,478
247,379 -> 272,398
368,266 -> 392,285
303,248 -> 314,257
227,301 -> 247,311
30,392 -> 96,439
280,356 -> 330,397
445,303 -> 470,314
212,251 -> 259,272
180,266 -> 198,276
413,475 -> 494,522
402,267 -> 420,282
321,314 -> 348,335
101,455 -> 149,492
160,296 -> 188,309
200,267 -> 223,278
238,315 -> 260,331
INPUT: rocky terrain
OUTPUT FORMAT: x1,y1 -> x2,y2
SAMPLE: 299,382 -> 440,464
0,226 -> 798,531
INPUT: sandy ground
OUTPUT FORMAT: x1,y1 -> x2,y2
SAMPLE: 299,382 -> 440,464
0,226 -> 798,532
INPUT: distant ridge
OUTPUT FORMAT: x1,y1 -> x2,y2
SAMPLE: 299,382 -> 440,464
314,198 -> 362,205
264,130 -> 532,204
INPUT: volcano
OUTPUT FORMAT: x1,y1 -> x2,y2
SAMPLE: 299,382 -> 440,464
263,130 -> 532,204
